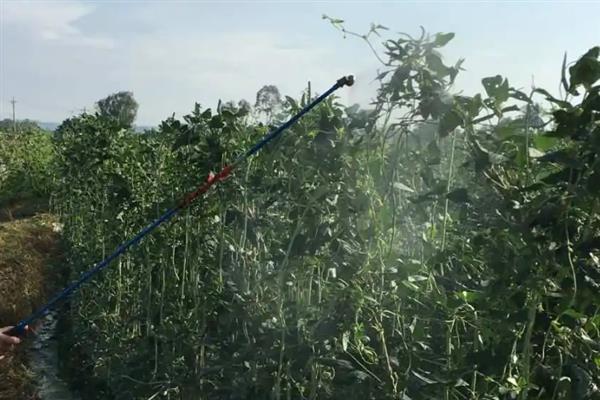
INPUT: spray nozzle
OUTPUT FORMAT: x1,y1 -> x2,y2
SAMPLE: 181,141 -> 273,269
337,75 -> 355,87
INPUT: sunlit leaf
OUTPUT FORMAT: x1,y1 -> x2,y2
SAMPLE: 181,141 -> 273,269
432,32 -> 455,47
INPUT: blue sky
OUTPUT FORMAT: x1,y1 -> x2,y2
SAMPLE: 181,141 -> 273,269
1,0 -> 599,126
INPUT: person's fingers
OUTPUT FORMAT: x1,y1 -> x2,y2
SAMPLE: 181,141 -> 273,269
0,327 -> 21,345
0,326 -> 14,334
0,334 -> 21,345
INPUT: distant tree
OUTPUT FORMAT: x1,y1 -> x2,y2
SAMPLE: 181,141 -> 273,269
96,91 -> 138,128
254,85 -> 282,121
219,99 -> 252,118
0,119 -> 42,133
237,99 -> 252,117
523,102 -> 545,128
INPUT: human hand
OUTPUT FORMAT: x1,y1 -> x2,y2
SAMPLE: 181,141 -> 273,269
0,326 -> 20,360
0,326 -> 21,346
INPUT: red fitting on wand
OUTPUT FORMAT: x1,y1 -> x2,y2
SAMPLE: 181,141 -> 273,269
178,165 -> 234,209
215,165 -> 233,181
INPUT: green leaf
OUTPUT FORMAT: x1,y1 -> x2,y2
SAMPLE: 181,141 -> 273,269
390,66 -> 411,90
438,110 -> 462,137
507,376 -> 519,387
309,185 -> 330,204
552,109 -> 581,137
285,96 -> 298,110
376,70 -> 392,81
509,89 -> 532,103
432,32 -> 455,47
537,148 -> 579,168
533,88 -> 572,109
426,140 -> 441,165
446,188 -> 470,203
449,58 -> 465,83
209,116 -> 224,129
561,52 -> 569,93
455,94 -> 482,118
569,46 -> 600,91
457,290 -> 480,302
472,140 -> 491,171
201,108 -> 212,119
349,370 -> 370,382
482,75 -> 510,103
495,118 -> 525,140
562,309 -> 586,320
221,109 -> 235,119
412,370 -> 438,385
426,53 -> 450,77
587,170 -> 600,193
408,275 -> 428,282
540,168 -> 576,185
402,280 -> 420,291
532,134 -> 559,151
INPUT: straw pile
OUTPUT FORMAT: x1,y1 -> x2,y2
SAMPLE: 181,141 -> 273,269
0,214 -> 62,399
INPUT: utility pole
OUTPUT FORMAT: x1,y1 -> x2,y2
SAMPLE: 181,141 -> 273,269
10,97 -> 17,133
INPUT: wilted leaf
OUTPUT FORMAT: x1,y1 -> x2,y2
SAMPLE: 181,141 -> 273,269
342,331 -> 350,352
408,275 -> 428,282
394,182 -> 415,193
528,147 -> 545,158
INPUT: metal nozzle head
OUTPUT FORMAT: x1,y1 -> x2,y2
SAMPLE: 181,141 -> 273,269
337,75 -> 355,87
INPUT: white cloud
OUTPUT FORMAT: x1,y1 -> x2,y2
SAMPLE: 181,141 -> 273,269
1,0 -> 114,49
0,2 -> 380,125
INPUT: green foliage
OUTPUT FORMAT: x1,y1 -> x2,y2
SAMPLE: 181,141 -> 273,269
46,23 -> 600,400
0,126 -> 56,211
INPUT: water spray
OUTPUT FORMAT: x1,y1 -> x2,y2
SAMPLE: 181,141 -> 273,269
8,75 -> 355,337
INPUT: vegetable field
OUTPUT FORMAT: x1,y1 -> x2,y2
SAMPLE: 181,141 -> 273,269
3,25 -> 600,400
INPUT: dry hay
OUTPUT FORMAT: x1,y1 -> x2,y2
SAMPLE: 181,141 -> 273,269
0,214 -> 62,400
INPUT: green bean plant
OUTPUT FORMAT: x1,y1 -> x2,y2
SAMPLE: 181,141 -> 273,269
51,23 -> 600,400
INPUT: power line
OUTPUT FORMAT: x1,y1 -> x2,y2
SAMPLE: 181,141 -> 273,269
10,97 -> 17,133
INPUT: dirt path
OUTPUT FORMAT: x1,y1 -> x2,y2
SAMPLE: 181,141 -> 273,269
0,214 -> 63,399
